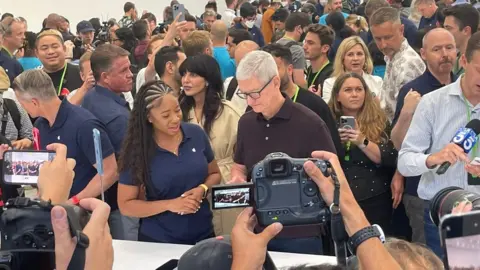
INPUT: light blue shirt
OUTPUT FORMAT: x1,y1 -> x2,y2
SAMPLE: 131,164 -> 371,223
318,12 -> 349,25
398,76 -> 480,200
213,46 -> 236,81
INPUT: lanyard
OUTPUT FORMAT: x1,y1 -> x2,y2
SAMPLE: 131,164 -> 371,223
344,141 -> 351,161
292,85 -> 300,102
57,64 -> 68,95
307,60 -> 330,88
462,94 -> 479,166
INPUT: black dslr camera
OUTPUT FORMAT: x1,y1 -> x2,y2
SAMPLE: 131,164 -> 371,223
212,152 -> 331,227
0,197 -> 90,270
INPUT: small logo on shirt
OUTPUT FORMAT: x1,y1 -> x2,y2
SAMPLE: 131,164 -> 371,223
192,148 -> 196,153
57,136 -> 61,140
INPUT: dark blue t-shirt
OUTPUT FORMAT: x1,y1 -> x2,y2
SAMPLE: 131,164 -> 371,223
234,23 -> 265,47
82,85 -> 130,211
35,99 -> 115,200
119,123 -> 215,244
392,70 -> 456,196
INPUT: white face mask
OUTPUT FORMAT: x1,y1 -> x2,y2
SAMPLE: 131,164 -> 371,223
245,20 -> 255,28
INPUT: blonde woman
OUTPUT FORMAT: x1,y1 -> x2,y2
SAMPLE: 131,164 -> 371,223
328,72 -> 396,234
346,14 -> 369,44
322,36 -> 384,107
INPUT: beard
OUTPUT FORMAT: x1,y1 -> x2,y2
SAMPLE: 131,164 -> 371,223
280,72 -> 290,92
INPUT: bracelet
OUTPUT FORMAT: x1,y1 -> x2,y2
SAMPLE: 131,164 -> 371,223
70,195 -> 80,205
199,184 -> 208,199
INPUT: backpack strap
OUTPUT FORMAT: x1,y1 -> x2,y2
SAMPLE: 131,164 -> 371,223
226,77 -> 238,101
3,99 -> 21,139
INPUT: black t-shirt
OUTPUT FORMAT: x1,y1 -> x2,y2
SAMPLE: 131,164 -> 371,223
295,88 -> 344,159
46,63 -> 83,97
306,62 -> 333,92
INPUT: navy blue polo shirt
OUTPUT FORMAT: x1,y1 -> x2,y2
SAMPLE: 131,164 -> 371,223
392,70 -> 457,196
368,17 -> 417,48
234,23 -> 265,47
419,10 -> 438,29
82,85 -> 130,211
35,99 -> 115,200
119,123 -> 215,244
0,51 -> 23,85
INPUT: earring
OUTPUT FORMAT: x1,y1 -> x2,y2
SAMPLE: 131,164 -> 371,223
205,82 -> 209,87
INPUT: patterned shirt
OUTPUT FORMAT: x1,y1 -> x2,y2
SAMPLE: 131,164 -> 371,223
383,39 -> 425,121
118,16 -> 134,28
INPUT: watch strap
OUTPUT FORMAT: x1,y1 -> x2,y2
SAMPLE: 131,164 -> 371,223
347,225 -> 384,255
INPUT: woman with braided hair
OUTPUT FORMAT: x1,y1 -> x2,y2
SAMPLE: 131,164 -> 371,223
117,80 -> 221,244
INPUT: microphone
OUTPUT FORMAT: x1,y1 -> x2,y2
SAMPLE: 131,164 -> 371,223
437,119 -> 480,175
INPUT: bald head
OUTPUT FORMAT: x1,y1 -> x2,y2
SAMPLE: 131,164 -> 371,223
234,40 -> 259,65
422,28 -> 455,49
45,13 -> 63,29
211,20 -> 228,42
420,28 -> 457,76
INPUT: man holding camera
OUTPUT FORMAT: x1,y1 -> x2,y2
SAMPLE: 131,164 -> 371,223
72,20 -> 95,61
230,50 -> 336,255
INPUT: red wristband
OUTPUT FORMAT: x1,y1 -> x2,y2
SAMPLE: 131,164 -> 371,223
70,195 -> 80,205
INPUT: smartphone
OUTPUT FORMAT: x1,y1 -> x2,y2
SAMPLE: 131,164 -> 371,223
3,150 -> 56,185
440,211 -> 480,269
173,4 -> 186,22
340,116 -> 355,130
93,128 -> 105,202
211,183 -> 254,210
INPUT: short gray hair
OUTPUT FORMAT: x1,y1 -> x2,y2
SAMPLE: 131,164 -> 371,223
236,51 -> 278,85
12,70 -> 57,101
369,7 -> 401,27
203,10 -> 217,18
0,17 -> 23,36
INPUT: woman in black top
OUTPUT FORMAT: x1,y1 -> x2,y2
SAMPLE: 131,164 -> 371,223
328,72 -> 396,234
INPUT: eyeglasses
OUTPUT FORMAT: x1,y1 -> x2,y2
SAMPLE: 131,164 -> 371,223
236,76 -> 274,100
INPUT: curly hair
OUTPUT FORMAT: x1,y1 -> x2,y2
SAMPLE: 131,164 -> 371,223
178,55 -> 224,138
118,80 -> 174,187
328,72 -> 387,144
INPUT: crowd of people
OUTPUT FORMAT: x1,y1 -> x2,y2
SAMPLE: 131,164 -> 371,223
4,160 -> 41,176
214,189 -> 250,205
1,0 -> 480,268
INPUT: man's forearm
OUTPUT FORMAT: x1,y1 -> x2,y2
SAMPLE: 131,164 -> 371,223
391,110 -> 414,150
397,150 -> 431,177
68,87 -> 88,106
341,196 -> 402,270
76,170 -> 118,200
231,163 -> 247,180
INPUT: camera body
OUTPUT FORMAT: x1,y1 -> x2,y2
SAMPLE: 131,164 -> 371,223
1,198 -> 89,252
252,152 -> 330,227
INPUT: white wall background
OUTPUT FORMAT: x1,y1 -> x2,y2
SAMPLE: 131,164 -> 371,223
0,0 -> 226,32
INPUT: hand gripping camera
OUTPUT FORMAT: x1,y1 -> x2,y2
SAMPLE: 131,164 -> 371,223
212,152 -> 331,227
0,197 -> 90,270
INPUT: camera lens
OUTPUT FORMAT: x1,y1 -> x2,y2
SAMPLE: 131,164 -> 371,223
430,187 -> 480,226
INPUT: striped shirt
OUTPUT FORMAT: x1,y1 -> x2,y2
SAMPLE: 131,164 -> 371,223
398,76 -> 480,200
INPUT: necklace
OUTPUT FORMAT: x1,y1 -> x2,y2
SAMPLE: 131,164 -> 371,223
171,133 -> 182,155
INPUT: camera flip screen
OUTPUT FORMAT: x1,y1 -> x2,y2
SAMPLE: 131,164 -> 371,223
212,186 -> 252,209
3,151 -> 55,185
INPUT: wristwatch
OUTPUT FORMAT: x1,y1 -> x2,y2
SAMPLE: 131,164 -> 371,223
358,138 -> 369,149
347,224 -> 385,255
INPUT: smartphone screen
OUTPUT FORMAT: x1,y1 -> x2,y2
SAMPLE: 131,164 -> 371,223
3,150 -> 56,185
440,211 -> 480,269
211,184 -> 253,210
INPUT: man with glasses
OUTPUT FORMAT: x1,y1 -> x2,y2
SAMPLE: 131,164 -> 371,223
229,50 -> 336,255
234,2 -> 265,47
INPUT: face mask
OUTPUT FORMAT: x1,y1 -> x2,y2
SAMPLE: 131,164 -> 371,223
245,20 -> 256,29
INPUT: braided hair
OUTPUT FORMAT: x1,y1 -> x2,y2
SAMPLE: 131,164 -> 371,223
118,80 -> 173,187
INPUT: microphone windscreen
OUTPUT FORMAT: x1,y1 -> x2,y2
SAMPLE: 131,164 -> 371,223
466,119 -> 480,135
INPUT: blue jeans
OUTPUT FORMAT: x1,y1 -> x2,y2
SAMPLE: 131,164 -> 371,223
423,205 -> 444,259
267,236 -> 323,255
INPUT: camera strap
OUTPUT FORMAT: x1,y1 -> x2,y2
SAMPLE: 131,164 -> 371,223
329,172 -> 348,266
